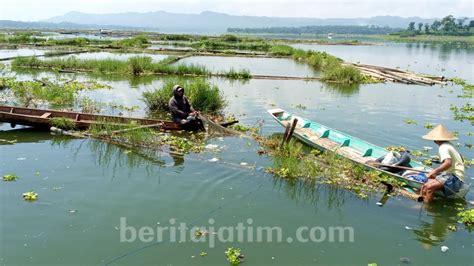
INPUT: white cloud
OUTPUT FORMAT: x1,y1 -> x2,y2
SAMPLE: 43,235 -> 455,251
0,0 -> 472,21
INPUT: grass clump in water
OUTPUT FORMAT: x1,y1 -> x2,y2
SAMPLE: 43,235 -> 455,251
111,35 -> 150,48
142,78 -> 226,115
50,117 -> 76,130
269,45 -> 294,56
221,68 -> 251,79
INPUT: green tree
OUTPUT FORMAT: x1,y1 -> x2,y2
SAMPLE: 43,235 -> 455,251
431,20 -> 441,31
408,22 -> 416,31
417,23 -> 423,32
424,23 -> 430,34
441,15 -> 456,33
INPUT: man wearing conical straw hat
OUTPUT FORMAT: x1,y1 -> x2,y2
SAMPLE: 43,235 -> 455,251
421,125 -> 465,202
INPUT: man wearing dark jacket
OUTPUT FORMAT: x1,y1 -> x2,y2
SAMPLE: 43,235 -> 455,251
169,85 -> 202,130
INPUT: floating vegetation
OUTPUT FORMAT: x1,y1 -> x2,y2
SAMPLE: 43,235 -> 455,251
295,104 -> 307,109
161,135 -> 205,153
0,76 -> 109,108
458,209 -> 474,226
230,124 -> 259,134
200,251 -> 208,257
385,145 -> 407,152
22,191 -> 38,201
142,78 -> 226,115
258,135 -> 406,199
403,119 -> 417,125
424,122 -> 434,129
3,174 -> 19,181
225,247 -> 244,265
450,78 -> 474,125
50,117 -> 76,130
422,159 -> 433,166
450,103 -> 474,125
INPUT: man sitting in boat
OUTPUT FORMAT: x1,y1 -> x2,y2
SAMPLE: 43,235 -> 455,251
168,85 -> 203,130
420,125 -> 465,202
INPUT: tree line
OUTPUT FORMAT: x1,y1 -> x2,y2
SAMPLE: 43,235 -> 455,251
227,25 -> 399,35
399,15 -> 473,36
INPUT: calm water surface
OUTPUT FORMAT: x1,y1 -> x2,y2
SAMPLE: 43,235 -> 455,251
0,43 -> 473,265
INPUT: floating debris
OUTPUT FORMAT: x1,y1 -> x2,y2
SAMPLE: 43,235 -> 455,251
209,157 -> 219,162
400,257 -> 411,264
200,251 -> 207,257
440,246 -> 449,252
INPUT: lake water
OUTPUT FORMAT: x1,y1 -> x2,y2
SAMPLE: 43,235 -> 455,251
0,42 -> 473,265
0,49 -> 52,60
292,42 -> 474,83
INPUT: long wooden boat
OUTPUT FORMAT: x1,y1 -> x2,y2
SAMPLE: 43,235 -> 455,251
0,105 -> 182,131
268,108 -> 470,199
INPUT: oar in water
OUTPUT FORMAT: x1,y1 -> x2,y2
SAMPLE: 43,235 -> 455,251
366,161 -> 429,202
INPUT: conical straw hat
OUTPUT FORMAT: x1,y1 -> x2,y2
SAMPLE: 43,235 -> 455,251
422,124 -> 457,141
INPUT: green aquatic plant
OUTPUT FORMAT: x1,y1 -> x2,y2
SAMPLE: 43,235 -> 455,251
3,174 -> 19,181
50,117 -> 76,130
403,119 -> 418,125
22,191 -> 38,201
2,77 -> 108,108
424,122 -> 434,129
110,35 -> 150,48
161,135 -> 204,153
224,247 -> 244,265
458,209 -> 474,226
385,145 -> 407,152
269,44 -> 294,56
221,68 -> 251,79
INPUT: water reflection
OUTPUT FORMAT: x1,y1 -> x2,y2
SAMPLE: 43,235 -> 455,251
0,127 -> 54,144
413,199 -> 466,250
324,82 -> 360,95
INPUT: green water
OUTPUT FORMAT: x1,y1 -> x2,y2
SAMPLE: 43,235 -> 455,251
1,43 -> 473,265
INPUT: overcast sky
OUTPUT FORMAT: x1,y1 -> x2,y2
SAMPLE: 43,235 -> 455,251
1,0 -> 473,21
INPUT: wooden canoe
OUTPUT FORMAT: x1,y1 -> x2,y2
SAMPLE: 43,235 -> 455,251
268,108 -> 470,199
0,105 -> 183,131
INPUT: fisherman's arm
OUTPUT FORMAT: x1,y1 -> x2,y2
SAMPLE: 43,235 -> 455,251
427,158 -> 452,179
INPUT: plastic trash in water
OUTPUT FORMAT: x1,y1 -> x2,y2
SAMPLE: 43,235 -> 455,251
441,246 -> 449,252
208,157 -> 219,162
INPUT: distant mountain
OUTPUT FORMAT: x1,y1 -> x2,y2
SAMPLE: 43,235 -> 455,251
0,20 -> 153,31
41,11 -> 447,33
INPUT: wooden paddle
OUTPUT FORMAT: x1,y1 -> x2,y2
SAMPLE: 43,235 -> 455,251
366,161 -> 429,173
367,161 -> 428,202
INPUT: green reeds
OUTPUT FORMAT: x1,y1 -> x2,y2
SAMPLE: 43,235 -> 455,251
142,78 -> 226,114
221,68 -> 251,79
269,45 -> 294,56
11,56 -> 212,77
